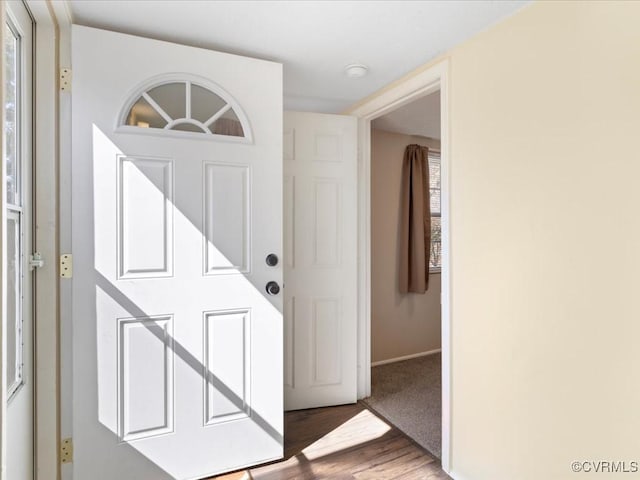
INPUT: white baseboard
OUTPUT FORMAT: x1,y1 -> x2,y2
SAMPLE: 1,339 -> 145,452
371,348 -> 442,367
447,470 -> 469,480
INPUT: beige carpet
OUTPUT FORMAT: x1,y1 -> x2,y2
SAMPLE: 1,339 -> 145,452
363,353 -> 441,459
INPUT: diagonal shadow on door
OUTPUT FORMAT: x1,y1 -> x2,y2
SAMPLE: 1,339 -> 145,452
95,270 -> 283,446
72,123 -> 285,478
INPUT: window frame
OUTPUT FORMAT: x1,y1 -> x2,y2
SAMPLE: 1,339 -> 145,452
115,73 -> 254,144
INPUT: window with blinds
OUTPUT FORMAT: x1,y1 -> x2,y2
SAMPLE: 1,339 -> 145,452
429,151 -> 442,271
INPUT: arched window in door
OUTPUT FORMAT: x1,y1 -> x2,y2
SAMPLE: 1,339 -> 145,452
118,75 -> 252,141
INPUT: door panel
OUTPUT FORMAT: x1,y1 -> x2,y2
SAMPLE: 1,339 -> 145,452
118,156 -> 174,278
203,163 -> 250,273
72,26 -> 283,479
118,316 -> 174,441
203,309 -> 251,424
283,112 -> 358,410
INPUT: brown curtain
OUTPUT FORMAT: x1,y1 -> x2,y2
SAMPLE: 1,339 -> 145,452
399,144 -> 431,294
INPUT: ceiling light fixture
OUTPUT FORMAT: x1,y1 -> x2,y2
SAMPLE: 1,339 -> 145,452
344,63 -> 369,79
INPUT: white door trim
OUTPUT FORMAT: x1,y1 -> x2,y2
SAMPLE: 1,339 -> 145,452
24,1 -> 64,479
48,4 -> 72,480
346,58 -> 452,472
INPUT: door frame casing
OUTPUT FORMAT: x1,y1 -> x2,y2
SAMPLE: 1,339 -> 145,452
347,58 -> 451,472
25,1 -> 66,479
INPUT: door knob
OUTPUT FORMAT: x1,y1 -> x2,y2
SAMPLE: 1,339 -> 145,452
265,253 -> 279,266
265,281 -> 280,296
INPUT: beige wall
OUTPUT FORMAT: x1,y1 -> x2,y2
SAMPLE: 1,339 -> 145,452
371,128 -> 441,363
446,1 -> 640,479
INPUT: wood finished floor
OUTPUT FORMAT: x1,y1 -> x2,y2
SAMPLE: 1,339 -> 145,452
213,402 -> 451,480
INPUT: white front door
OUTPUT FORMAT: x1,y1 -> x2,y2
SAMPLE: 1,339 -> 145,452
4,2 -> 34,479
283,111 -> 358,410
72,26 -> 283,479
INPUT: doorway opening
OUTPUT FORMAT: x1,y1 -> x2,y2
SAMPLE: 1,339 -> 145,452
349,60 -> 450,471
363,90 -> 443,459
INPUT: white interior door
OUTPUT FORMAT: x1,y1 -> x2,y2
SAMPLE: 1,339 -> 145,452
283,111 -> 358,410
4,2 -> 34,479
72,26 -> 283,479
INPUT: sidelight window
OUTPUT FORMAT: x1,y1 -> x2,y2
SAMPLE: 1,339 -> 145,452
4,18 -> 23,400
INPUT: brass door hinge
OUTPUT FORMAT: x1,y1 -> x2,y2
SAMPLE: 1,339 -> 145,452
61,438 -> 73,464
60,254 -> 73,278
60,68 -> 71,92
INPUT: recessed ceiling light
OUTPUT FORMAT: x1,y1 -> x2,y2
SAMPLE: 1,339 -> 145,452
344,63 -> 369,79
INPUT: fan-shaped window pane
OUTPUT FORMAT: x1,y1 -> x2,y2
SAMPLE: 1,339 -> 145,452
126,96 -> 168,129
147,83 -> 186,120
210,109 -> 244,137
191,84 -> 227,124
172,122 -> 207,133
